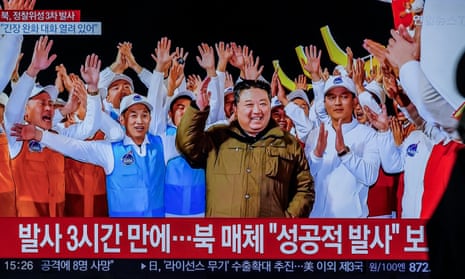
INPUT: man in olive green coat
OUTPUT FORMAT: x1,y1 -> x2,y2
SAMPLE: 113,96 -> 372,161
176,79 -> 314,217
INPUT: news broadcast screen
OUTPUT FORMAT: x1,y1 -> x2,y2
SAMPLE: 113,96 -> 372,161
2,1 -> 461,278
0,218 -> 432,278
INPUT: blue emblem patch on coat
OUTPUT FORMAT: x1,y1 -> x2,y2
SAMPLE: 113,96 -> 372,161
28,140 -> 43,152
406,142 -> 418,157
122,150 -> 134,165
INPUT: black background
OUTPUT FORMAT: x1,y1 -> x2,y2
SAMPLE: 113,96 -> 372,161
14,0 -> 394,96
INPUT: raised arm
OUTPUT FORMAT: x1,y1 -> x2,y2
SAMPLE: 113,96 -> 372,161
0,0 -> 36,91
5,36 -> 57,128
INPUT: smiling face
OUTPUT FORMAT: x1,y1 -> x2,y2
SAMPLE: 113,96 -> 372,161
235,87 -> 271,137
24,92 -> 55,130
119,103 -> 151,145
271,105 -> 291,132
106,79 -> 133,109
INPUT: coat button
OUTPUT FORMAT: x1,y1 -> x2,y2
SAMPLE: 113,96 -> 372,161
245,194 -> 250,199
246,168 -> 251,173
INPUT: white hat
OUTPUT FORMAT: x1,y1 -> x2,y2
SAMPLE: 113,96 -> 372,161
364,80 -> 386,104
0,92 -> 8,106
109,74 -> 134,91
271,96 -> 283,110
287,89 -> 310,106
334,65 -> 348,77
323,75 -> 356,95
168,90 -> 196,111
29,84 -> 58,100
101,74 -> 135,100
54,98 -> 67,107
224,86 -> 234,96
120,93 -> 152,113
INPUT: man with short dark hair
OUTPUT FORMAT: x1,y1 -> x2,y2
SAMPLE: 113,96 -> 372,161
305,75 -> 380,218
176,79 -> 314,217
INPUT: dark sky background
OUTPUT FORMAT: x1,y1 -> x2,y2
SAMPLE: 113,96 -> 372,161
18,0 -> 395,95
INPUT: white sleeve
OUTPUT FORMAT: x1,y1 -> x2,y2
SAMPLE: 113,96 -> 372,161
98,67 -> 117,91
41,130 -> 114,174
4,72 -> 36,158
311,80 -> 329,123
147,70 -> 167,135
57,95 -> 100,139
98,111 -> 125,142
340,128 -> 381,186
205,75 -> 222,126
215,70 -> 227,121
305,125 -> 324,175
4,72 -> 35,127
400,61 -> 458,130
0,35 -> 23,91
137,67 -> 152,89
284,102 -> 314,143
358,91 -> 382,115
376,130 -> 404,173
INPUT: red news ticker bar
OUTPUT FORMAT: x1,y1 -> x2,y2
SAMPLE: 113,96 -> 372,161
0,10 -> 81,22
0,218 -> 430,260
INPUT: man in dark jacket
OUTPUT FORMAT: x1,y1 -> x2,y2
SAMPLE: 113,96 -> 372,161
176,79 -> 315,217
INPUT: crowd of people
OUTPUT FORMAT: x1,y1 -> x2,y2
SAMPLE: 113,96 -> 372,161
2,1 -> 465,278
0,0 -> 463,227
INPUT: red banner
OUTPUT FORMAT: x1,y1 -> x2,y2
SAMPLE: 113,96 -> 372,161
0,218 -> 429,260
0,10 -> 81,22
